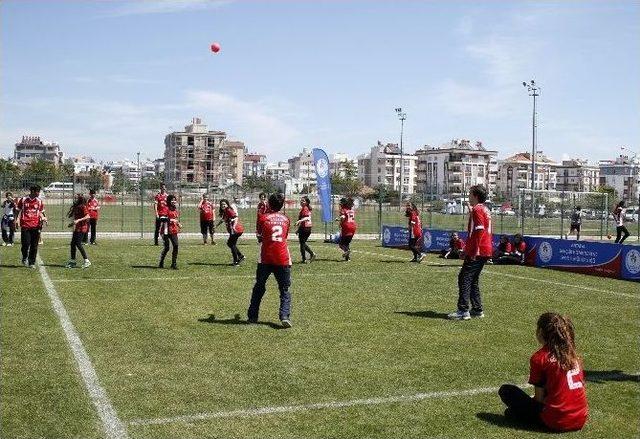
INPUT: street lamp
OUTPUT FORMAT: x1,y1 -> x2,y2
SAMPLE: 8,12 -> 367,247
523,79 -> 540,217
395,107 -> 406,205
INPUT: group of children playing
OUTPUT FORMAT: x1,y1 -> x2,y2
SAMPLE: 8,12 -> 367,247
438,231 -> 527,265
2,183 -> 597,432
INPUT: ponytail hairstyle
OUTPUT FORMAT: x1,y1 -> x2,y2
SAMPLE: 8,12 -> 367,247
166,194 -> 177,211
301,196 -> 312,211
537,312 -> 579,371
340,197 -> 354,209
68,193 -> 86,218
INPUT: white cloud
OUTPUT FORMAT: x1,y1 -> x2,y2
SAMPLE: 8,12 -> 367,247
102,0 -> 232,18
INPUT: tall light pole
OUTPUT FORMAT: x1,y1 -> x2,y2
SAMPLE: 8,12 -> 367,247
523,80 -> 540,217
395,107 -> 406,205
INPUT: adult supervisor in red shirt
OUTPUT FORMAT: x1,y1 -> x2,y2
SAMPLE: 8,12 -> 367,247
448,185 -> 492,320
15,185 -> 47,268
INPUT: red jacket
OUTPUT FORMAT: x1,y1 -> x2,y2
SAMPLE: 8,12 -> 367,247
466,203 -> 492,258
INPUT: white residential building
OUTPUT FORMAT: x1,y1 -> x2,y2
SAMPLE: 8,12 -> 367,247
357,141 -> 417,195
288,148 -> 316,190
330,153 -> 358,179
243,152 -> 267,178
495,152 -> 557,200
599,154 -> 640,202
415,139 -> 498,199
554,159 -> 600,193
265,161 -> 290,181
13,135 -> 64,167
69,156 -> 102,174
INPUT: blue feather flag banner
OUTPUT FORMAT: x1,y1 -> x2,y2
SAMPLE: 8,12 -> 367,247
312,148 -> 333,223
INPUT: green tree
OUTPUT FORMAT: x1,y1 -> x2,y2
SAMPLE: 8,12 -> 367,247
22,159 -> 58,187
0,159 -> 22,190
84,168 -> 104,191
111,169 -> 133,194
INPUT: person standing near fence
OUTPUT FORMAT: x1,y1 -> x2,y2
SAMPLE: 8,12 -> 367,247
66,194 -> 91,269
1,192 -> 16,246
256,192 -> 268,243
216,199 -> 245,266
336,197 -> 357,261
15,185 -> 46,268
448,185 -> 492,320
153,183 -> 169,246
198,193 -> 216,245
567,206 -> 582,241
295,196 -> 316,263
613,201 -> 630,244
406,201 -> 425,263
159,194 -> 181,269
83,189 -> 100,245
247,193 -> 293,328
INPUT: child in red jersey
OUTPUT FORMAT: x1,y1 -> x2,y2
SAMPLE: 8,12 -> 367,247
15,185 -> 47,268
153,183 -> 169,246
198,193 -> 216,245
336,197 -> 357,261
499,312 -> 588,432
248,193 -> 293,328
159,194 -> 181,269
216,199 -> 245,266
448,185 -> 492,320
295,196 -> 316,263
256,192 -> 268,243
440,232 -> 465,259
405,202 -> 425,263
65,194 -> 91,269
84,188 -> 100,245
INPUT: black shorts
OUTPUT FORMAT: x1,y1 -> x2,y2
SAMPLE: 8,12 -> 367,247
340,234 -> 353,247
200,219 -> 214,235
570,224 -> 581,232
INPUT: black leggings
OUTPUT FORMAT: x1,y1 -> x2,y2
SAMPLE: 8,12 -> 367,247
227,233 -> 244,263
2,217 -> 15,244
408,237 -> 423,259
615,225 -> 630,244
20,228 -> 40,265
200,220 -> 214,238
339,234 -> 353,252
499,384 -> 544,426
160,234 -> 179,267
298,228 -> 314,261
70,231 -> 88,260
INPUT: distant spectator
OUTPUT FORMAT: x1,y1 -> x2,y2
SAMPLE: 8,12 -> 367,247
495,233 -> 527,265
493,235 -> 513,259
613,201 -> 630,244
440,232 -> 465,259
567,206 -> 582,240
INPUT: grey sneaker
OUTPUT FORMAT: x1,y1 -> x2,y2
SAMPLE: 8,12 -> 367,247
281,319 -> 292,328
65,260 -> 77,268
470,310 -> 485,318
447,310 -> 471,320
82,260 -> 92,269
22,259 -> 28,267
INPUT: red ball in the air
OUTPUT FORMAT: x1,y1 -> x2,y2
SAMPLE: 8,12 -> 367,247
210,42 -> 221,53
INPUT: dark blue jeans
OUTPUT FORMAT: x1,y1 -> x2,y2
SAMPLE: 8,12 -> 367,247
457,257 -> 487,313
248,264 -> 292,321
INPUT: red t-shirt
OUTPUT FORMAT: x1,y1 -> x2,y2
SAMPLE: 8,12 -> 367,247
198,200 -> 214,221
74,205 -> 90,233
155,192 -> 169,216
224,207 -> 244,235
340,208 -> 357,236
514,241 -> 526,254
17,196 -> 45,230
408,211 -> 422,239
498,241 -> 513,254
529,345 -> 588,431
256,201 -> 268,236
453,238 -> 465,251
87,197 -> 100,220
466,203 -> 492,258
298,206 -> 312,229
257,212 -> 291,266
166,209 -> 180,235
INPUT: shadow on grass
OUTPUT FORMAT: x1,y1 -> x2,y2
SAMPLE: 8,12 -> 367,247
309,258 -> 343,263
585,370 -> 640,383
198,313 -> 285,330
475,412 -> 550,434
41,263 -> 66,268
380,259 -> 410,264
395,310 -> 449,320
0,264 -> 23,268
131,265 -> 160,269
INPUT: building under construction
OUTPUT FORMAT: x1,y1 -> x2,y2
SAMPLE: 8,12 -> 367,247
163,118 -> 244,190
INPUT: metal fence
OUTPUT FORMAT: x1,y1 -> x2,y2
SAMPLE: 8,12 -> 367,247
1,177 -> 638,242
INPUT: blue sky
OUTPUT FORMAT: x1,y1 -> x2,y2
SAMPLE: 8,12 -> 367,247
1,0 -> 639,163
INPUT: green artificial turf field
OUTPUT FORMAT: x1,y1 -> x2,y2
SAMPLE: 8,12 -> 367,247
1,238 -> 638,438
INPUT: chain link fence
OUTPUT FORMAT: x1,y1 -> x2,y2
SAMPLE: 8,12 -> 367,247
1,176 -> 638,242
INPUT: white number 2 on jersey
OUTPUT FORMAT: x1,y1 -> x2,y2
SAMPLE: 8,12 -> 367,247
567,367 -> 583,390
271,225 -> 283,242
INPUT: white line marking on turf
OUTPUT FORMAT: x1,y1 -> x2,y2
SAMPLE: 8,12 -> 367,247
36,255 -> 129,439
483,270 -> 639,299
128,384 -> 531,426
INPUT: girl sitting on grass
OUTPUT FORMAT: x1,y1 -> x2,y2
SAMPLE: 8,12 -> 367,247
499,312 -> 588,432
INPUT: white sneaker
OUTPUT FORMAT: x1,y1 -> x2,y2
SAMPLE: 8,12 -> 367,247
447,310 -> 471,320
281,319 -> 292,328
470,310 -> 485,318
82,260 -> 92,269
28,264 -> 36,269
7,243 -> 13,247
22,259 -> 28,267
417,253 -> 425,263
1,243 -> 6,246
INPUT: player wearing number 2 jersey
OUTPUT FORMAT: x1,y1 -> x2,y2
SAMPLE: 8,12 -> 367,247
499,312 -> 588,432
247,193 -> 293,328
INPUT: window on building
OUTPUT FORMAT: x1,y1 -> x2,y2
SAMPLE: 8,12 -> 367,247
188,136 -> 194,146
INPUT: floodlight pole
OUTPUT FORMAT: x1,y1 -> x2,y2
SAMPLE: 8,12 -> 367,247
395,108 -> 406,206
523,80 -> 540,218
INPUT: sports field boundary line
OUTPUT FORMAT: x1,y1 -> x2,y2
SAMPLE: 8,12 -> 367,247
127,383 -> 532,426
36,255 -> 130,439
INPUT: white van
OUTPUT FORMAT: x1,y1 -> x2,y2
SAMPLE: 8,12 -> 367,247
44,182 -> 74,193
